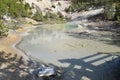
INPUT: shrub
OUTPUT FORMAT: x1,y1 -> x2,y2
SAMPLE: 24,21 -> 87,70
57,11 -> 64,19
32,10 -> 44,21
44,11 -> 57,19
64,8 -> 69,12
0,0 -> 32,18
68,0 -> 120,23
0,20 -> 9,37
116,2 -> 120,23
58,2 -> 61,6
52,4 -> 56,8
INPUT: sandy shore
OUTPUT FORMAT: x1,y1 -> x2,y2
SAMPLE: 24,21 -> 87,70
0,23 -> 36,61
0,22 -> 49,80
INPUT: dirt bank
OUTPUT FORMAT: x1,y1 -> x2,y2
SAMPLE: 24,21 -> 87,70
0,23 -> 44,80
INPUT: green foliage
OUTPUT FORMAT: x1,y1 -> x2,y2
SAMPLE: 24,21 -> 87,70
68,0 -> 107,12
57,11 -> 64,19
58,2 -> 61,6
64,8 -> 69,12
69,2 -> 91,12
43,11 -> 66,24
0,0 -> 8,18
0,0 -> 65,23
0,20 -> 9,37
37,0 -> 42,2
32,10 -> 65,23
68,0 -> 120,22
44,11 -> 57,19
44,11 -> 64,20
32,10 -> 44,21
52,4 -> 56,8
104,0 -> 120,22
0,0 -> 31,18
115,2 -> 120,23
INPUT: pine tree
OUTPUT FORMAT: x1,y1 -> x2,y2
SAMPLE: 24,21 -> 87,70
0,0 -> 31,18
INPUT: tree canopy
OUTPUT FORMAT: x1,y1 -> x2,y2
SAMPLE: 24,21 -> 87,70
0,0 -> 31,18
68,0 -> 120,22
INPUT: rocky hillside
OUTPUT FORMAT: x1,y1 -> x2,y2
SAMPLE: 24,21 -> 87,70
24,0 -> 70,16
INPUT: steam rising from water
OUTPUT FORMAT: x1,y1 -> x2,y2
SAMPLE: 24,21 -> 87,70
28,30 -> 69,45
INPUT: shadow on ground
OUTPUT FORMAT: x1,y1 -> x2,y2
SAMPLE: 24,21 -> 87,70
59,52 -> 120,80
0,51 -> 44,80
1,51 -> 120,80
